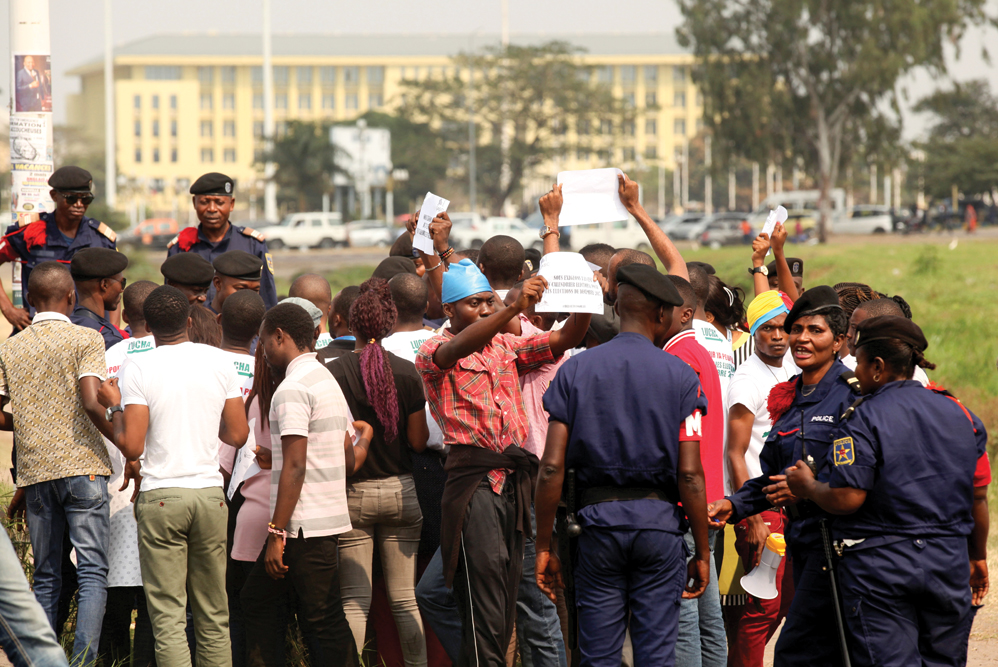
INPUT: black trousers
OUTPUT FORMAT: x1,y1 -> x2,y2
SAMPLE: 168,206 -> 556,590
241,534 -> 356,667
98,586 -> 156,667
453,481 -> 523,667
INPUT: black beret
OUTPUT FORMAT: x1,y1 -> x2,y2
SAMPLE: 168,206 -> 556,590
372,256 -> 418,281
687,261 -> 716,276
783,285 -> 841,331
190,172 -> 234,196
854,315 -> 927,352
49,166 -> 93,193
212,250 -> 263,280
70,247 -> 128,280
161,252 -> 215,286
767,257 -> 805,277
389,232 -> 415,258
616,264 -> 683,307
587,303 -> 620,345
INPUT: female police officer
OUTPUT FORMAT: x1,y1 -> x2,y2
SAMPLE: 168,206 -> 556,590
785,315 -> 988,667
708,286 -> 858,667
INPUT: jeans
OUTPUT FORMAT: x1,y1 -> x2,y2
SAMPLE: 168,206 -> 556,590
339,474 -> 426,666
135,487 -> 230,667
675,529 -> 726,667
414,547 -> 462,663
0,526 -> 69,667
517,508 -> 567,667
25,475 -> 110,665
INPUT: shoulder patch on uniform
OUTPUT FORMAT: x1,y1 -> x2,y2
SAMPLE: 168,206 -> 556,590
241,227 -> 265,242
16,212 -> 41,227
265,252 -> 274,274
95,222 -> 117,243
833,437 -> 854,466
166,235 -> 179,249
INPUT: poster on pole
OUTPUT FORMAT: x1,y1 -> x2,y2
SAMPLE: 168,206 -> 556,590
14,55 -> 52,113
414,192 -> 449,254
10,116 -> 52,165
11,165 -> 54,214
535,252 -> 605,314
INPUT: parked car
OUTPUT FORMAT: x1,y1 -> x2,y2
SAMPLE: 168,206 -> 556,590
346,219 -> 394,247
835,205 -> 894,235
663,213 -> 707,240
123,218 -> 181,249
747,189 -> 848,231
260,212 -> 347,249
698,213 -> 751,249
449,216 -> 541,250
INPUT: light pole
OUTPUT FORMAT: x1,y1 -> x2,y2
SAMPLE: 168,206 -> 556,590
104,0 -> 116,209
263,0 -> 277,220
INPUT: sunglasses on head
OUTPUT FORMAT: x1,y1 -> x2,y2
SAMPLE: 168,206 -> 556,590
61,193 -> 94,206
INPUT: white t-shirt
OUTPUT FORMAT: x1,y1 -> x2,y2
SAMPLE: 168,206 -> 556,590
383,329 -> 444,451
120,342 -> 241,491
725,351 -> 799,493
316,332 -> 332,350
839,353 -> 929,386
216,349 -> 256,398
693,320 -> 736,397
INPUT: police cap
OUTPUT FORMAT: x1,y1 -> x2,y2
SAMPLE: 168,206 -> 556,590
70,247 -> 128,280
372,256 -> 418,281
48,166 -> 93,193
161,252 -> 214,287
389,232 -> 415,258
212,250 -> 263,281
687,261 -> 716,276
854,315 -> 927,352
783,285 -> 841,332
190,172 -> 234,197
616,263 -> 683,307
766,257 -> 805,277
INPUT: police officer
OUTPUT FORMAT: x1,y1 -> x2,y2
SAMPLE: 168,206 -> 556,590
160,252 -> 214,305
70,247 -> 129,350
166,172 -> 277,309
0,166 -> 117,330
785,315 -> 987,667
535,264 -> 711,666
709,285 -> 857,667
210,250 -> 264,314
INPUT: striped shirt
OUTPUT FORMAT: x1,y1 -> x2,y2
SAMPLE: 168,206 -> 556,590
269,352 -> 354,539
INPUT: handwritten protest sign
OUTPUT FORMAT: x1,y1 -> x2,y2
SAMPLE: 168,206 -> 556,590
414,192 -> 450,254
556,168 -> 629,226
536,252 -> 604,314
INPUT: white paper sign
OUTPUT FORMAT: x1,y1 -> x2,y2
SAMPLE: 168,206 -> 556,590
414,192 -> 450,254
228,418 -> 262,500
556,168 -> 629,227
536,252 -> 605,314
761,205 -> 789,257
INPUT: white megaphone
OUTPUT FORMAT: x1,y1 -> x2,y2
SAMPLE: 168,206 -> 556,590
739,532 -> 786,600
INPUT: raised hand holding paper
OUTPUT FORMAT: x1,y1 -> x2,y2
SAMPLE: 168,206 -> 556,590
556,168 -> 630,226
761,205 -> 788,256
414,192 -> 450,254
536,252 -> 604,314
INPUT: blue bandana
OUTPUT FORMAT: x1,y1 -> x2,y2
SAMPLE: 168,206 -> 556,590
441,259 -> 493,304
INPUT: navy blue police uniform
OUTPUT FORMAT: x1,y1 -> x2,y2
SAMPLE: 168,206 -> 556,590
71,305 -> 124,350
69,247 -> 129,350
827,382 -> 986,664
544,331 -> 707,667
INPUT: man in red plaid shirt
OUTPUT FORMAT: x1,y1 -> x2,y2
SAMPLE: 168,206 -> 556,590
416,258 -> 590,667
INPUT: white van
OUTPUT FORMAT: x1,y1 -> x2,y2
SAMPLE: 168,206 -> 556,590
568,215 -> 664,253
747,189 -> 847,231
260,212 -> 347,249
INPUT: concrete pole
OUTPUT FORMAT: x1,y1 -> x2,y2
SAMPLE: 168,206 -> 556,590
682,138 -> 689,208
704,135 -> 712,214
263,0 -> 277,219
752,162 -> 759,211
104,0 -> 116,209
870,163 -> 877,205
468,64 -> 477,213
658,164 -> 666,218
728,165 -> 735,211
673,159 -> 681,213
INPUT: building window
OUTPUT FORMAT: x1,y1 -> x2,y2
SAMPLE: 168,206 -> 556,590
199,67 -> 213,85
170,95 -> 177,110
171,148 -> 178,163
273,66 -> 289,85
200,120 -> 213,138
321,66 -> 336,85
345,94 -> 358,109
598,149 -> 610,163
597,66 -> 613,84
601,119 -> 613,135
322,94 -> 335,109
275,94 -> 288,109
134,120 -> 141,137
251,66 -> 263,84
673,66 -> 686,83
297,66 -> 313,85
674,118 -> 687,135
622,147 -> 636,161
620,66 -> 636,83
674,91 -> 686,108
224,148 -> 236,163
221,66 -> 236,83
645,145 -> 658,159
367,66 -> 385,85
646,91 -> 657,107
145,66 -> 181,80
343,67 -> 359,85
577,119 -> 590,135
645,119 -> 657,135
170,120 -> 177,137
253,121 -> 264,137
200,94 -> 213,111
134,148 -> 141,162
624,121 -> 635,136
369,93 -> 383,108
133,95 -> 141,110
299,93 -> 312,110
201,148 -> 214,163
152,120 -> 160,137
644,65 -> 658,83
151,95 -> 159,110
223,120 -> 236,137
253,94 -> 263,109
577,148 -> 590,160
153,148 -> 160,163
223,94 -> 235,110
624,93 -> 635,108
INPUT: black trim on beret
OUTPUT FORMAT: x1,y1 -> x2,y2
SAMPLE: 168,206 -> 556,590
48,166 -> 93,193
783,285 -> 841,331
190,172 -> 234,196
70,247 -> 128,280
616,264 -> 684,307
161,252 -> 215,286
212,250 -> 263,280
854,315 -> 927,352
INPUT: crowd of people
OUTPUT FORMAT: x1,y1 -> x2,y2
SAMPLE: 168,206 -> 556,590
0,165 -> 990,667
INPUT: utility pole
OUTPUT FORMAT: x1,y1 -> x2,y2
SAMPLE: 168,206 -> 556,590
103,0 -> 116,208
468,63 -> 477,213
682,138 -> 689,209
728,165 -> 735,211
263,0 -> 277,220
498,0 -> 511,215
704,135 -> 712,214
870,163 -> 877,205
751,162 -> 760,211
658,164 -> 666,218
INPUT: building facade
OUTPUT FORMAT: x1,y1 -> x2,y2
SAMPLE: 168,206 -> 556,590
67,33 -> 700,218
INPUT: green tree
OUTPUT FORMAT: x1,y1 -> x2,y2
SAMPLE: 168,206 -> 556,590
678,0 -> 995,241
914,80 -> 998,199
261,120 -> 341,213
399,41 -> 631,215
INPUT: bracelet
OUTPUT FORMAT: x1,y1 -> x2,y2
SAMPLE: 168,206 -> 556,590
267,525 -> 286,543
540,226 -> 561,239
424,260 -> 443,272
438,246 -> 455,260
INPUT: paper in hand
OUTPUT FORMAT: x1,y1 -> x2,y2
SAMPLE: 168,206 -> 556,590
228,418 -> 262,500
556,168 -> 630,227
414,192 -> 450,254
536,252 -> 605,315
761,205 -> 789,257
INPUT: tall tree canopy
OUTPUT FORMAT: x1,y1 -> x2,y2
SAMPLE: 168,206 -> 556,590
262,120 -> 341,213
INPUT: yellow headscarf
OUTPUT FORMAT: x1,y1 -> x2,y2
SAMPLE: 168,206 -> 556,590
747,290 -> 791,335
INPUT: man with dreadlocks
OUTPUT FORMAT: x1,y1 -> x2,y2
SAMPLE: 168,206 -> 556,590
327,277 -> 431,667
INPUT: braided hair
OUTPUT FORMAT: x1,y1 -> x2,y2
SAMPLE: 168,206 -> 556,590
834,282 -> 886,322
349,278 -> 400,442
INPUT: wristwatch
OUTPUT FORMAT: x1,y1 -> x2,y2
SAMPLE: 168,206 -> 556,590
749,265 -> 769,276
105,405 -> 124,422
539,226 -> 561,240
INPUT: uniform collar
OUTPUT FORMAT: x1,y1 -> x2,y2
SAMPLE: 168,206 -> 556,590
870,379 -> 922,397
796,358 -> 849,405
197,223 -> 234,245
41,212 -> 92,248
32,311 -> 72,324
74,304 -> 110,322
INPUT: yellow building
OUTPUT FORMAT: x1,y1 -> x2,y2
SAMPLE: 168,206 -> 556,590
67,33 -> 700,217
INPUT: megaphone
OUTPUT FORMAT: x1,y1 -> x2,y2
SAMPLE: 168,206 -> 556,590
739,532 -> 786,600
